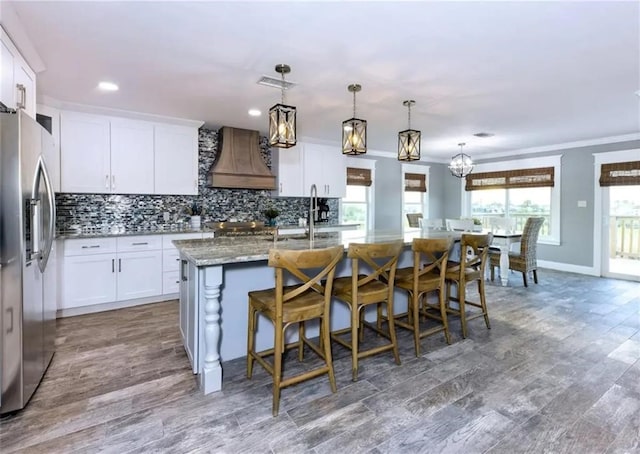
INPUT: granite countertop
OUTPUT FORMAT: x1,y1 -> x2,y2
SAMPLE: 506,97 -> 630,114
173,229 -> 459,267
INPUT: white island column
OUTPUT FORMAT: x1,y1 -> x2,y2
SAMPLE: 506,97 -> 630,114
200,265 -> 223,394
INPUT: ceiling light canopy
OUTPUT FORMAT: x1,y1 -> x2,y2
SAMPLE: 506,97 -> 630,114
342,84 -> 367,155
398,100 -> 421,161
268,64 -> 296,148
98,81 -> 118,91
449,142 -> 474,178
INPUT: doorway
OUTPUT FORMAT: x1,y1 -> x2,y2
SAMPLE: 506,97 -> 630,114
602,185 -> 640,281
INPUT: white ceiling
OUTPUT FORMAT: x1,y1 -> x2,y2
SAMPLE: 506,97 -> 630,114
7,0 -> 640,160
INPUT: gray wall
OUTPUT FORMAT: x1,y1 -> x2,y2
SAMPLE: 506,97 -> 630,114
372,156 -> 448,231
445,139 -> 640,268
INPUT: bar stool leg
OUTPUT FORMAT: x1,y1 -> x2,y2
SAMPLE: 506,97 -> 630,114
298,322 -> 305,361
273,317 -> 284,416
439,288 -> 452,345
247,305 -> 256,378
322,312 -> 337,393
459,283 -> 468,338
351,302 -> 360,381
478,278 -> 491,329
411,292 -> 420,357
387,298 -> 401,365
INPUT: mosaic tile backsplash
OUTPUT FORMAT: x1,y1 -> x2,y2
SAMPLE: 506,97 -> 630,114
55,128 -> 339,231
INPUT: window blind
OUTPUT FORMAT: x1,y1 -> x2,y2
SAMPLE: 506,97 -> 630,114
404,173 -> 426,192
599,161 -> 640,186
346,167 -> 372,186
465,167 -> 554,191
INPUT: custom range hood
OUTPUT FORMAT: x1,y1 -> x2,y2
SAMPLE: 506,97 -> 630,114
208,126 -> 276,190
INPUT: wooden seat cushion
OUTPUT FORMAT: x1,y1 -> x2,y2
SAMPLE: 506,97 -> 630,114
395,269 -> 442,292
333,275 -> 390,304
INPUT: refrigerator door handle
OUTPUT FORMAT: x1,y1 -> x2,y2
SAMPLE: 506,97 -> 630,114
28,197 -> 41,262
35,157 -> 56,273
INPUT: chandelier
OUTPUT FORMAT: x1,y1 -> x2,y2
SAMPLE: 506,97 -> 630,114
342,84 -> 367,155
449,142 -> 474,178
268,64 -> 296,148
398,100 -> 421,161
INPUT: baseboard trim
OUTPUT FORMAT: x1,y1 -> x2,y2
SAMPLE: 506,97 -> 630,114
57,293 -> 179,318
537,260 -> 599,276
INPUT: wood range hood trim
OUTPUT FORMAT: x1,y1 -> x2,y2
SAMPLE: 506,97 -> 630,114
207,126 -> 276,190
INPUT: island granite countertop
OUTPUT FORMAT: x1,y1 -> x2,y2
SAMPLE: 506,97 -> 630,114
173,229 -> 460,267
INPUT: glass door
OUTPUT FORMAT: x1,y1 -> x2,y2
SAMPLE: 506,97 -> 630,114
603,185 -> 640,280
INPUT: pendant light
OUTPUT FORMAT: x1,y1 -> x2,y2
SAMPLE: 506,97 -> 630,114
268,64 -> 296,148
449,142 -> 474,178
398,100 -> 421,161
342,84 -> 367,155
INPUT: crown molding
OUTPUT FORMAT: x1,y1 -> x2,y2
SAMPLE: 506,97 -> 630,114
40,96 -> 204,128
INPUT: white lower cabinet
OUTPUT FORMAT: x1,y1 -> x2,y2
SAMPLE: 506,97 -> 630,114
179,258 -> 199,373
61,232 -> 213,313
116,250 -> 162,300
63,253 -> 117,308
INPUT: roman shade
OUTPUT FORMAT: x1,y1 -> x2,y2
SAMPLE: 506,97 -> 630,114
404,173 -> 426,192
465,167 -> 554,191
599,161 -> 640,187
346,167 -> 372,186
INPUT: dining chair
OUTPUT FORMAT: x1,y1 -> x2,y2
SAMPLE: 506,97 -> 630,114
488,216 -> 515,233
490,217 -> 545,287
331,240 -> 404,381
445,233 -> 493,338
406,213 -> 423,228
247,245 -> 344,416
393,237 -> 454,356
445,219 -> 475,232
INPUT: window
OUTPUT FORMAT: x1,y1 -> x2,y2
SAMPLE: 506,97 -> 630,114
402,164 -> 429,231
463,155 -> 561,244
341,160 -> 375,236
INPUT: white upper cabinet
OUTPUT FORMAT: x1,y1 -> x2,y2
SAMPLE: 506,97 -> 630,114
272,142 -> 347,198
272,147 -> 304,197
1,27 -> 37,118
60,111 -> 199,195
302,143 -> 346,198
154,124 -> 198,195
60,111 -> 111,193
110,118 -> 154,194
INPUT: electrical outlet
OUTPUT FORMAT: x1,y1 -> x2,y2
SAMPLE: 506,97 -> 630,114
577,200 -> 587,208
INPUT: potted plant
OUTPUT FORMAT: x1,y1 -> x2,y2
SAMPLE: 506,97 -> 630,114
472,217 -> 483,232
263,207 -> 280,226
187,202 -> 203,230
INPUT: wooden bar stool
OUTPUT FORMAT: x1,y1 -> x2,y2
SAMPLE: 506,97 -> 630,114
331,240 -> 404,381
393,237 -> 453,356
445,233 -> 493,338
247,245 -> 344,416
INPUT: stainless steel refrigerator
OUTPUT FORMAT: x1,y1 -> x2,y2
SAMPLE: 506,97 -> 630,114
0,109 -> 57,414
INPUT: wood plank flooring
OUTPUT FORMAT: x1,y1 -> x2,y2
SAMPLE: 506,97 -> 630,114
1,270 -> 639,453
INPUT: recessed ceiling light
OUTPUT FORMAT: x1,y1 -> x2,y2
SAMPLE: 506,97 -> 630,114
98,81 -> 119,91
473,132 -> 495,138
248,109 -> 261,117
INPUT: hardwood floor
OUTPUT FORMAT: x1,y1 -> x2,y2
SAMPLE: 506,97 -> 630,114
1,270 -> 639,453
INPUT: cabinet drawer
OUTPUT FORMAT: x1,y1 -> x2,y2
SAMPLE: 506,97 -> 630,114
162,232 -> 203,249
64,237 -> 117,256
163,270 -> 180,295
116,235 -> 162,252
163,249 -> 181,273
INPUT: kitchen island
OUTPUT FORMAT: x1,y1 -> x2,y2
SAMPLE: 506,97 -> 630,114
173,229 -> 459,395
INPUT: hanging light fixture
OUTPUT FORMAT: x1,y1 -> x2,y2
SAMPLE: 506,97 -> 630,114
268,64 -> 296,148
398,100 -> 421,161
449,142 -> 474,178
342,84 -> 367,155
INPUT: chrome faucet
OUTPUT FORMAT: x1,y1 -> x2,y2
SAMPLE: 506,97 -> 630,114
309,184 -> 318,241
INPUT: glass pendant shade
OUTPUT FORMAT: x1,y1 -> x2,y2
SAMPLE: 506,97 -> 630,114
342,84 -> 367,155
268,64 -> 296,148
269,103 -> 296,148
449,142 -> 474,178
398,100 -> 421,161
342,118 -> 367,155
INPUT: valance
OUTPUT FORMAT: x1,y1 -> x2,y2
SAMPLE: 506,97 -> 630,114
465,167 -> 554,191
346,167 -> 372,186
599,161 -> 640,187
